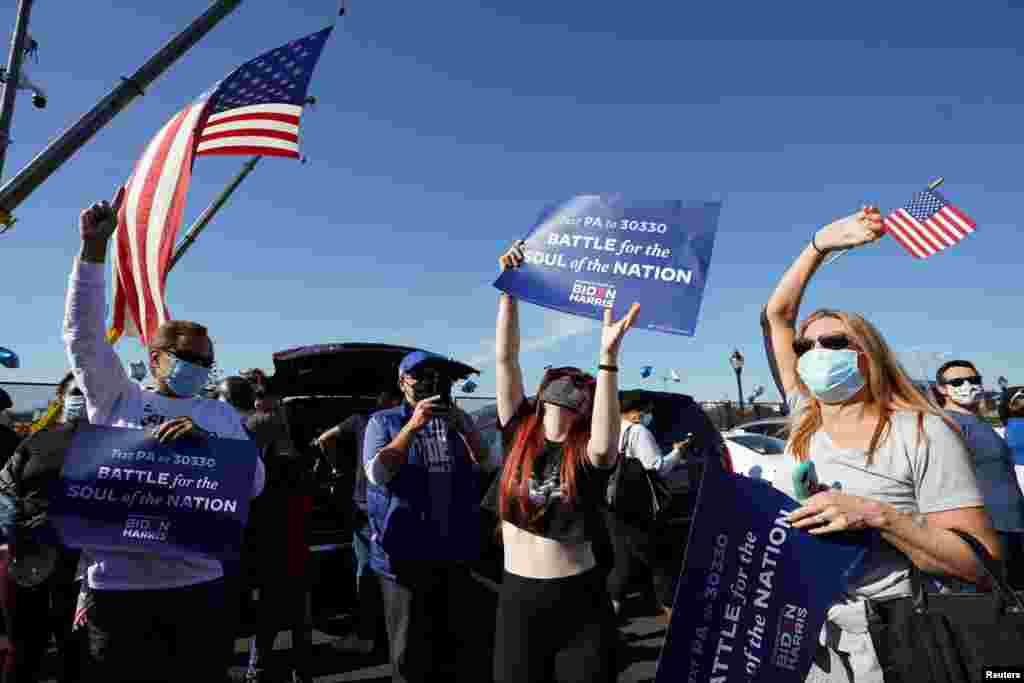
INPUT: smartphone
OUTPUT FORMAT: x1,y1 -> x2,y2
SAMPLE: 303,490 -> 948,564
792,461 -> 819,501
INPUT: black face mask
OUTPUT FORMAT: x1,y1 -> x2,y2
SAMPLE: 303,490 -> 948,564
409,369 -> 452,406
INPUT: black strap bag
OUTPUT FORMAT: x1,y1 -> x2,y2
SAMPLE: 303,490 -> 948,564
865,528 -> 1024,683
606,425 -> 672,527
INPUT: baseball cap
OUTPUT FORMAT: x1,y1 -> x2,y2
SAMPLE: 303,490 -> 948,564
539,375 -> 593,413
398,351 -> 448,377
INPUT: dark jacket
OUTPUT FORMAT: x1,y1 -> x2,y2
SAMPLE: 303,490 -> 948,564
364,403 -> 481,578
0,423 -> 83,636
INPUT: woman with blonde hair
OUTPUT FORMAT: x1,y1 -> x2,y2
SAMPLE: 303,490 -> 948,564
763,207 -> 1000,682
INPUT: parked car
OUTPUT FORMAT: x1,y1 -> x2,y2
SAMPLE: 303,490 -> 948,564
731,416 -> 790,439
722,432 -> 789,483
265,342 -> 480,618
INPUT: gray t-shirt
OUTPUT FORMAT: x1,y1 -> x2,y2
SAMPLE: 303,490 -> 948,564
771,393 -> 984,599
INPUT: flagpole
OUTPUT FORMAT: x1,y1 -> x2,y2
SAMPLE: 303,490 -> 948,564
0,0 -> 34,184
0,0 -> 244,232
167,155 -> 260,271
823,177 -> 945,267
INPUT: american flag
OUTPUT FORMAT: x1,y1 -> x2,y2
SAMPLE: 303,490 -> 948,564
883,188 -> 977,260
108,27 -> 333,344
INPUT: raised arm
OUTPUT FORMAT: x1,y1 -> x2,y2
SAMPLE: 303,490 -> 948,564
496,242 -> 526,426
764,207 -> 885,397
63,191 -> 135,425
587,303 -> 640,468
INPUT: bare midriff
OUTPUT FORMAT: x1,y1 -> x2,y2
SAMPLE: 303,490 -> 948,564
500,520 -> 596,579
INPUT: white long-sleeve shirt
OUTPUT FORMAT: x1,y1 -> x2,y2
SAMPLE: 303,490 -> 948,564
63,258 -> 265,591
618,419 -> 683,476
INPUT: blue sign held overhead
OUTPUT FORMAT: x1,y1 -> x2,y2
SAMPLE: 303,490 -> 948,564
49,425 -> 259,561
657,460 -> 869,683
494,195 -> 722,336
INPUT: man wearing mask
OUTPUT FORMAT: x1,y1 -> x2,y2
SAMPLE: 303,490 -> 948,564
63,195 -> 265,682
0,375 -> 89,683
937,360 -> 1024,588
364,351 -> 483,683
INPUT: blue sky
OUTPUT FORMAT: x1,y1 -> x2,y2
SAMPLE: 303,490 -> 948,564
1,0 -> 1022,408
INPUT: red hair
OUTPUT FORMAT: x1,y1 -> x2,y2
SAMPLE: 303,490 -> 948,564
498,372 -> 594,531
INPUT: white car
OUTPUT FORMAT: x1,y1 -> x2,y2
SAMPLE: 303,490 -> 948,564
722,432 -> 788,483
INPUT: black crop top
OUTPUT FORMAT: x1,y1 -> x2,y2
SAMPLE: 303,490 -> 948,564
481,400 -> 612,545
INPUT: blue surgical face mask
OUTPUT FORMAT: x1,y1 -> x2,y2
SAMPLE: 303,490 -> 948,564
162,355 -> 211,398
797,349 -> 865,404
62,395 -> 87,422
640,413 -> 654,427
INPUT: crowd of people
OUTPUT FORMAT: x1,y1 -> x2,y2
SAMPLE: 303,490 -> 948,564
0,201 -> 1019,683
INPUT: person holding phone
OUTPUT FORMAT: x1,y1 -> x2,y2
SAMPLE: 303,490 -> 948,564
763,207 -> 998,682
362,351 -> 484,683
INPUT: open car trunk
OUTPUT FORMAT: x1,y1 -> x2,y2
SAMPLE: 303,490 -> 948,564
266,342 -> 480,545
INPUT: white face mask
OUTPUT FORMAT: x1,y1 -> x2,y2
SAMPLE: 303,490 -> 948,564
948,382 -> 982,406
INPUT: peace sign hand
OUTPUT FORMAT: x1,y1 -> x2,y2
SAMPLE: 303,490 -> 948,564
600,303 -> 641,362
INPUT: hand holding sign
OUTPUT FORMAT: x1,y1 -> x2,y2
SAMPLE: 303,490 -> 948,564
788,489 -> 888,535
153,416 -> 210,445
494,196 -> 721,336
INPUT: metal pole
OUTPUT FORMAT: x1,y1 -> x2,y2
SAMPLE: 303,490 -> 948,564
0,0 -> 33,182
0,0 -> 244,229
168,155 -> 260,270
735,368 -> 744,413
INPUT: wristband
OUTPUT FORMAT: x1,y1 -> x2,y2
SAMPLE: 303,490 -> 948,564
598,364 -> 618,373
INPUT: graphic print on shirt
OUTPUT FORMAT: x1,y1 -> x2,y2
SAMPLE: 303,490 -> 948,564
139,400 -> 226,439
527,454 -> 566,507
416,418 -> 452,473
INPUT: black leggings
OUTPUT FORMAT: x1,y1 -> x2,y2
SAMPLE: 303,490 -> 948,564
494,567 -> 617,683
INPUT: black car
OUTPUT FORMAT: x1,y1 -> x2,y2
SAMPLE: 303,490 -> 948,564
264,342 -> 479,616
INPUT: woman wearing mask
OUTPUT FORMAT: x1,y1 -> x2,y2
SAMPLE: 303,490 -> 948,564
763,207 -> 999,682
483,240 -> 639,683
0,373 -> 89,682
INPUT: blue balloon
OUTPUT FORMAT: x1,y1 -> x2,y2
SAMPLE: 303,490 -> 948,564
0,347 -> 19,369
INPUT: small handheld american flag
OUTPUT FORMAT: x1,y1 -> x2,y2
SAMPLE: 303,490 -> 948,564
882,185 -> 977,259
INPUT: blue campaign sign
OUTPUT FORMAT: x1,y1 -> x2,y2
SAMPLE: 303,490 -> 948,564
49,425 -> 259,560
657,461 -> 869,683
494,195 -> 722,336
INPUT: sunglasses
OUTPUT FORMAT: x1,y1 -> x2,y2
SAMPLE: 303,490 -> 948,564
792,333 -> 857,358
941,376 -> 983,388
163,349 -> 215,369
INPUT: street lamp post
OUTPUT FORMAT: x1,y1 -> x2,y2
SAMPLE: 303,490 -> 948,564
730,349 -> 745,426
